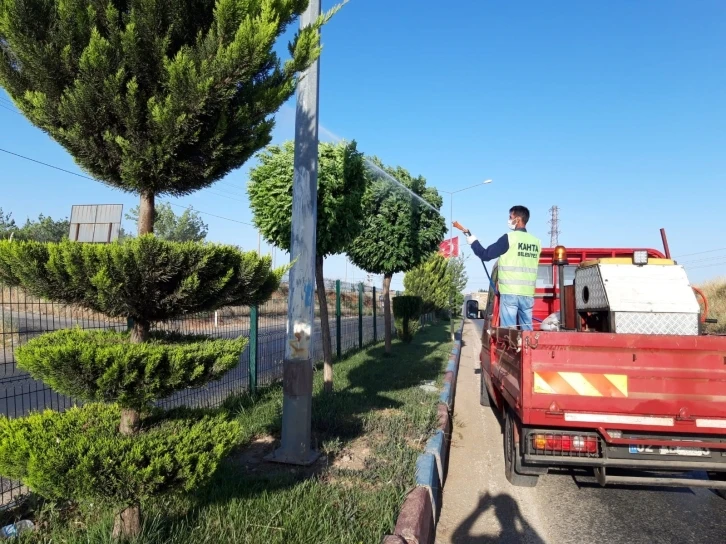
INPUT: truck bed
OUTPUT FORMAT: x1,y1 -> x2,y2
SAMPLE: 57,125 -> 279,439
488,327 -> 726,447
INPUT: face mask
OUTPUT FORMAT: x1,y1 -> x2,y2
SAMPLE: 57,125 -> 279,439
508,218 -> 517,230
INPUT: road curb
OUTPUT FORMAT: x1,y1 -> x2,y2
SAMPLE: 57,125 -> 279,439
423,430 -> 447,494
381,536 -> 408,544
382,319 -> 465,544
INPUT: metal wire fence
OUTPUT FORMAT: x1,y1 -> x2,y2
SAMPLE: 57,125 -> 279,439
0,280 -> 427,414
0,279 -> 432,504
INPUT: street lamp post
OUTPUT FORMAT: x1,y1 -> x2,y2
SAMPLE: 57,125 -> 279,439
265,0 -> 321,466
440,179 -> 492,341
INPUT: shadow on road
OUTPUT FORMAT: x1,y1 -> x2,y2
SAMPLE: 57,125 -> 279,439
451,492 -> 546,544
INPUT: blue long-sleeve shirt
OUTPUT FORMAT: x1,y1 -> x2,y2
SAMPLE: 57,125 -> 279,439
469,228 -> 528,262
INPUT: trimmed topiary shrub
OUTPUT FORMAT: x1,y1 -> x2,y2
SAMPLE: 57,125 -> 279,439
0,236 -> 285,538
14,329 -> 247,410
0,403 -> 241,507
0,236 -> 280,341
392,295 -> 423,343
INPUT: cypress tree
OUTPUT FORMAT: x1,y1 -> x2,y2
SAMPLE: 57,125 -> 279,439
0,0 -> 340,233
0,0 -> 343,537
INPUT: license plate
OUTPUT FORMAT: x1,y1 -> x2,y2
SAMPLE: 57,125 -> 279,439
628,445 -> 710,457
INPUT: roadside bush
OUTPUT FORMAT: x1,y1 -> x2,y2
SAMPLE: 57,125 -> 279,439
0,403 -> 240,506
0,237 -> 284,537
393,295 -> 423,343
15,329 -> 247,410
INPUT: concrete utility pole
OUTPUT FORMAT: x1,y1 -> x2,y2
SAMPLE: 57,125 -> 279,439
265,0 -> 321,466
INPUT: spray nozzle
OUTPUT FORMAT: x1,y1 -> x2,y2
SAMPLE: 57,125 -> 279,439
452,221 -> 470,236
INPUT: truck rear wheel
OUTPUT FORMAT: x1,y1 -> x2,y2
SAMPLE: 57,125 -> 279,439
479,372 -> 491,407
504,409 -> 538,487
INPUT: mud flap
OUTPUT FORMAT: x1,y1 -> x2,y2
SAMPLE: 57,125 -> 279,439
516,433 -> 548,476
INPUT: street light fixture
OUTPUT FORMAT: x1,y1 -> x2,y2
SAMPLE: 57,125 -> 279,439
439,179 -> 493,340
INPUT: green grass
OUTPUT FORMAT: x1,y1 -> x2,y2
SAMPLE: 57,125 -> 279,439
15,322 -> 453,544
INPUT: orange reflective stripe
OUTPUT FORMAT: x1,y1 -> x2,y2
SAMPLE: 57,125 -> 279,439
534,371 -> 579,396
533,372 -> 628,398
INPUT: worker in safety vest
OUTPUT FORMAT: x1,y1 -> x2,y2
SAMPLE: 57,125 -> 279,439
461,205 -> 542,331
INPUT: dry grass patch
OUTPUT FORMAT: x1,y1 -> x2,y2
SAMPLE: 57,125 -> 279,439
697,278 -> 726,334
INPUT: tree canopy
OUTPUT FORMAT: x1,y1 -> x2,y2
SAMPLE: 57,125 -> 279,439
0,208 -> 69,242
346,159 -> 446,352
247,139 -> 366,390
247,140 -> 366,256
0,236 -> 282,327
346,160 -> 446,277
0,0 -> 340,233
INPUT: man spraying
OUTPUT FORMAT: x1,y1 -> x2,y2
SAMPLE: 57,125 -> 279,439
455,206 -> 542,331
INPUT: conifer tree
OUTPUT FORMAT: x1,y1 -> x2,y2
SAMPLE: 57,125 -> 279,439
404,252 -> 451,315
0,0 -> 342,537
0,0 -> 340,234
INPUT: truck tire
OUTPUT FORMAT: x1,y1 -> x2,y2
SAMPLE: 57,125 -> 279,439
707,472 -> 726,499
479,373 -> 491,407
504,409 -> 538,488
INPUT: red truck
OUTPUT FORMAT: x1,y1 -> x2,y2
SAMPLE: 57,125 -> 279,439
465,245 -> 726,496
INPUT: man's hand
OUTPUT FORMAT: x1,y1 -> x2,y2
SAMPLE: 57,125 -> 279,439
453,221 -> 477,245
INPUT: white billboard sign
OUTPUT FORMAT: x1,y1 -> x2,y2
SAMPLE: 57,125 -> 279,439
69,204 -> 123,243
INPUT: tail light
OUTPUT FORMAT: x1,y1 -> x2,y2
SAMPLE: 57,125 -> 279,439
532,433 -> 598,455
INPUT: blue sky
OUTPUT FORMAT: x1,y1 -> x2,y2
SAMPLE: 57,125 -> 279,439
1,0 -> 725,292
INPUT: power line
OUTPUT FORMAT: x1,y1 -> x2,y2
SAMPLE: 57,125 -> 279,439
217,180 -> 248,193
209,185 -> 247,199
204,189 -> 247,204
675,247 -> 726,259
678,253 -> 726,265
684,260 -> 726,271
0,103 -> 20,115
0,147 -> 96,180
0,146 -> 256,227
164,202 -> 255,227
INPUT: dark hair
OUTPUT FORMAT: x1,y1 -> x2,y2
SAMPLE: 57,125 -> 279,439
509,205 -> 530,225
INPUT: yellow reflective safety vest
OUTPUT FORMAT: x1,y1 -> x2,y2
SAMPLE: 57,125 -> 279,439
497,230 -> 542,296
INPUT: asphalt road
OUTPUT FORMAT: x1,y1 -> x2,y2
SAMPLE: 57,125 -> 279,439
435,321 -> 726,544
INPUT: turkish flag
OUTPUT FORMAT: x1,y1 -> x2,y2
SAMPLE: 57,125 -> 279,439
438,237 -> 459,258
